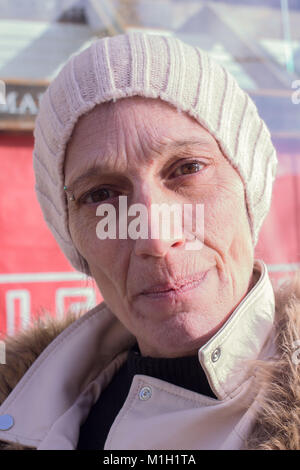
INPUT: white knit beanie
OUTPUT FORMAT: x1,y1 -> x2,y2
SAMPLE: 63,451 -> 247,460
33,31 -> 278,275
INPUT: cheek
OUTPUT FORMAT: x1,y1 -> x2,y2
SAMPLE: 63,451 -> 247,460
68,209 -> 99,260
68,208 -> 123,275
69,209 -> 131,286
201,182 -> 251,249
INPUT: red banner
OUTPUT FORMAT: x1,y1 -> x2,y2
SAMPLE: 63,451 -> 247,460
0,133 -> 299,336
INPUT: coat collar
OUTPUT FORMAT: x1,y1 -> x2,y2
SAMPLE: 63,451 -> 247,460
0,259 -> 275,448
198,259 -> 275,400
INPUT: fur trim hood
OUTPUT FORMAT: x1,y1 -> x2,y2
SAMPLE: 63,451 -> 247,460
0,272 -> 300,450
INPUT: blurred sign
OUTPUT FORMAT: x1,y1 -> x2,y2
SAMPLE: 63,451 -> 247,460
1,278 -> 99,337
0,132 -> 102,337
0,80 -> 48,130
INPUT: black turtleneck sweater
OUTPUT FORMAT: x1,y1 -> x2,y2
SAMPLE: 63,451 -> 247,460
76,342 -> 216,450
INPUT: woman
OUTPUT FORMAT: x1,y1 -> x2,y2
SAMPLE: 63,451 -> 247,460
0,32 -> 299,450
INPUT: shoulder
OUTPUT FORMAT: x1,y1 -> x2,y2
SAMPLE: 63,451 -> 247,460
0,310 -> 82,450
273,270 -> 300,352
246,270 -> 300,450
0,310 -> 81,406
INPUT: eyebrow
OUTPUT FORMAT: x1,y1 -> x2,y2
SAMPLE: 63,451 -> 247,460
66,138 -> 214,191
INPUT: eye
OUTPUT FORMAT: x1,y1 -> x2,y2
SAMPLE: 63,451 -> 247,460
80,187 -> 119,205
170,161 -> 206,178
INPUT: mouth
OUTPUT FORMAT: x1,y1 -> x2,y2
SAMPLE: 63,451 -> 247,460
139,271 -> 209,299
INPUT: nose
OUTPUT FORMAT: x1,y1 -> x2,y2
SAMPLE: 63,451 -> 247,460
134,231 -> 185,258
132,188 -> 187,258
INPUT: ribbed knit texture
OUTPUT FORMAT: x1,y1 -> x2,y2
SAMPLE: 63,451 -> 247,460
33,32 -> 278,275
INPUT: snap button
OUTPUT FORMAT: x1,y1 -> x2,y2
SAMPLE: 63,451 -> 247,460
139,386 -> 152,401
0,414 -> 14,431
211,347 -> 221,363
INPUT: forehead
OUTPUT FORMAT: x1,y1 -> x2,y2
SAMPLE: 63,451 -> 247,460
64,96 -> 221,180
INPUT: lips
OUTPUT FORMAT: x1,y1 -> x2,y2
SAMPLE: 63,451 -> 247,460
140,271 -> 208,296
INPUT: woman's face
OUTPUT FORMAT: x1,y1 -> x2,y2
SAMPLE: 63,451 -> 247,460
64,96 -> 254,358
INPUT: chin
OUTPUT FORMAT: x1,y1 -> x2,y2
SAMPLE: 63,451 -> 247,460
138,310 -> 217,357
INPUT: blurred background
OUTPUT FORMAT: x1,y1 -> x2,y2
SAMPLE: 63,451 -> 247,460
0,0 -> 299,336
